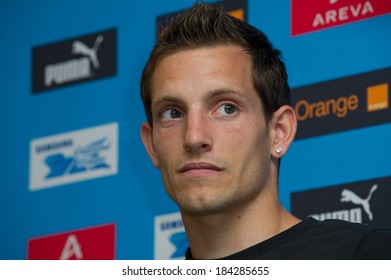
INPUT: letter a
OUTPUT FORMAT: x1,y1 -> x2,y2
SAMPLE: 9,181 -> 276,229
59,234 -> 83,260
312,13 -> 325,27
362,1 -> 374,15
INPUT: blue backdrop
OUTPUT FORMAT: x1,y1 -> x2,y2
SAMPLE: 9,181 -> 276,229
0,0 -> 390,260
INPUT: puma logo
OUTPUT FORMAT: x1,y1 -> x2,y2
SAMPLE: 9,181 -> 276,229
72,35 -> 104,69
340,184 -> 378,221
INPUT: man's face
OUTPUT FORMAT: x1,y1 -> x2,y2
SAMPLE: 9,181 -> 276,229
142,45 -> 273,216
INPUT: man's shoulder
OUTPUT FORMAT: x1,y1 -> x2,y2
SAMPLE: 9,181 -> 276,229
304,218 -> 391,240
354,228 -> 391,259
185,218 -> 391,260
300,218 -> 391,259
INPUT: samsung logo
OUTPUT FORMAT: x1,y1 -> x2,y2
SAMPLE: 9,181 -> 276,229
36,139 -> 73,154
29,122 -> 118,191
160,220 -> 184,231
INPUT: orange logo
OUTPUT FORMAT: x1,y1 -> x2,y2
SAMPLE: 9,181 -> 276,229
367,83 -> 389,112
227,9 -> 245,20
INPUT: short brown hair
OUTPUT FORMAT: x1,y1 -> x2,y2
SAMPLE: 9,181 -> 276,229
140,2 -> 290,125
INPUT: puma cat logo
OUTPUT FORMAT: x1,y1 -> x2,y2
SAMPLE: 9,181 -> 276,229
72,35 -> 104,69
341,184 -> 378,221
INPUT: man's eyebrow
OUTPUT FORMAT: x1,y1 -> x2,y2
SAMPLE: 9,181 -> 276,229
208,88 -> 248,100
152,96 -> 183,108
152,88 -> 249,108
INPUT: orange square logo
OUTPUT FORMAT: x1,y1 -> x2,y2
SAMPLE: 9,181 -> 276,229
367,83 -> 389,112
227,9 -> 245,20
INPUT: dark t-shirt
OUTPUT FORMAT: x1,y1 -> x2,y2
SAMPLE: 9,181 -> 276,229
185,218 -> 391,259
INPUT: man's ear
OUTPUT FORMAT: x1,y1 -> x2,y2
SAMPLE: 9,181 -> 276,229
269,105 -> 297,158
140,122 -> 160,169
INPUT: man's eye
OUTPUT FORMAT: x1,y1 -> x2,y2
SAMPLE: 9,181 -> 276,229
216,103 -> 237,115
161,108 -> 183,120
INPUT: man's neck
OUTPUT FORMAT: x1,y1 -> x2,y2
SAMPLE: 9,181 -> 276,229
181,192 -> 300,259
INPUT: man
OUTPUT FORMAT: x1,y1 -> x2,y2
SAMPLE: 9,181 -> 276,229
140,2 -> 391,259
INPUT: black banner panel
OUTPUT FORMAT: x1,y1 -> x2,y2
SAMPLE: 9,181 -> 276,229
291,176 -> 391,228
32,28 -> 117,93
291,67 -> 391,140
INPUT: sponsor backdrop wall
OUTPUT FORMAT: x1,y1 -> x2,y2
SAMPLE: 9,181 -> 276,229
0,0 -> 390,260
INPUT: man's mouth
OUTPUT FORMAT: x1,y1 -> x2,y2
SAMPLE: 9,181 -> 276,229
178,162 -> 223,176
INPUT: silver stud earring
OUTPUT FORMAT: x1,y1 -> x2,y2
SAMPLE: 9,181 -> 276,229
276,146 -> 282,154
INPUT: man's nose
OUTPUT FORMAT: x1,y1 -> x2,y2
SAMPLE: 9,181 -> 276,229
183,111 -> 212,153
